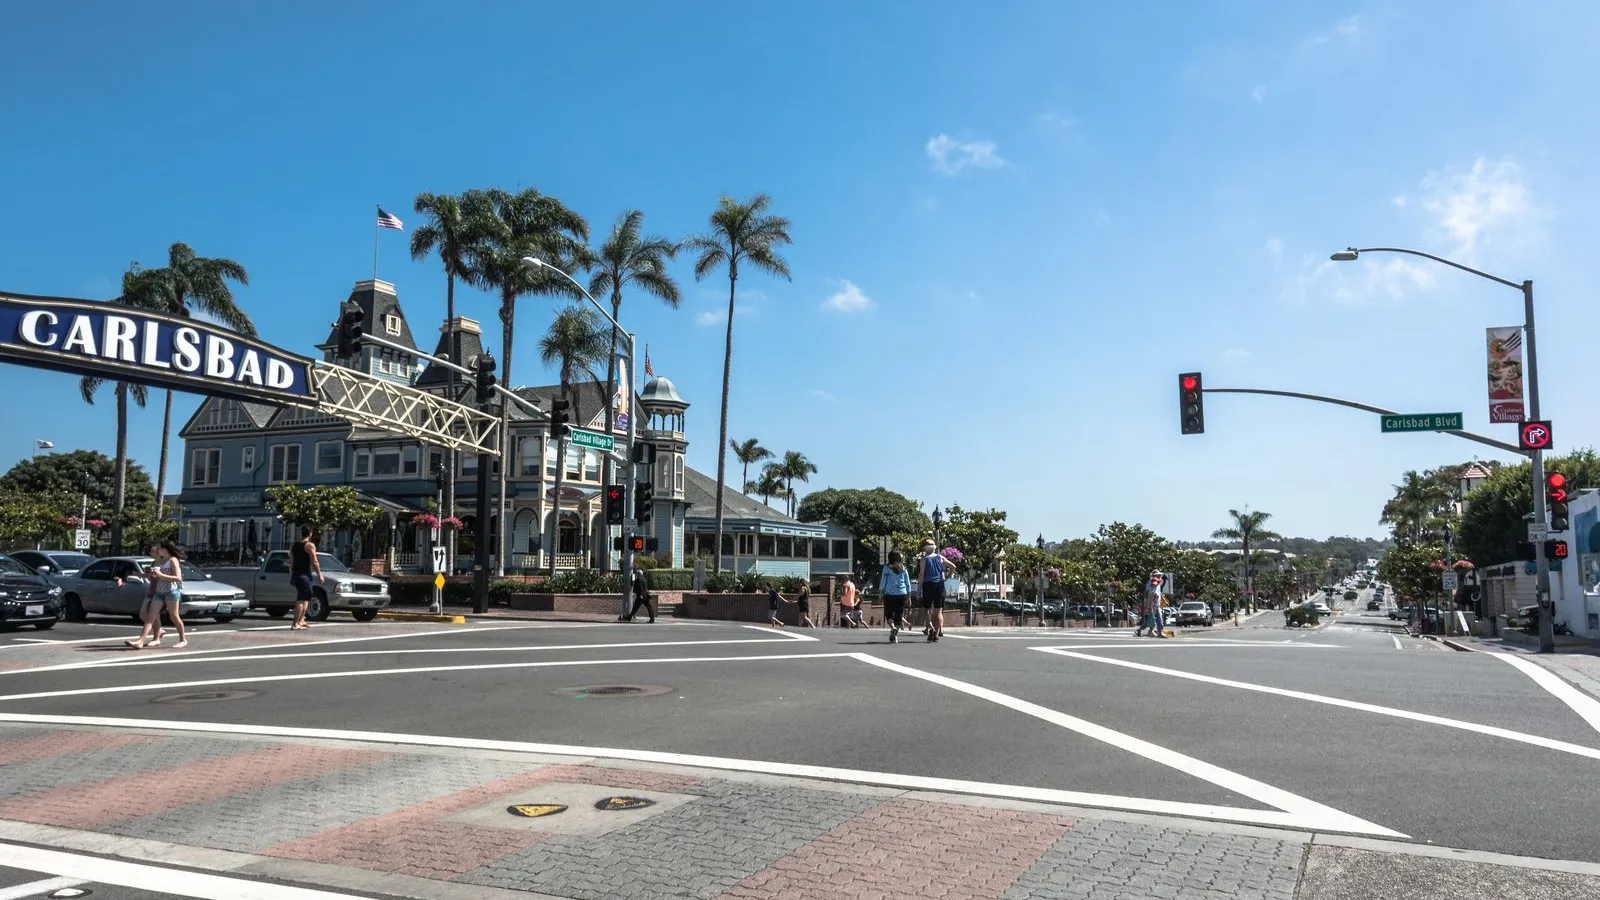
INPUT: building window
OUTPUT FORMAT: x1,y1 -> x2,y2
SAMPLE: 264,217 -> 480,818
240,446 -> 255,474
583,449 -> 599,482
811,539 -> 829,559
521,438 -> 540,476
674,457 -> 684,493
354,452 -> 370,478
658,458 -> 671,487
462,453 -> 478,475
721,534 -> 735,557
185,519 -> 209,546
777,536 -> 794,558
544,441 -> 557,477
191,449 -> 221,487
315,441 -> 343,474
384,313 -> 401,336
402,447 -> 420,476
832,539 -> 849,561
269,444 -> 301,483
564,444 -> 582,480
758,534 -> 776,557
372,449 -> 401,477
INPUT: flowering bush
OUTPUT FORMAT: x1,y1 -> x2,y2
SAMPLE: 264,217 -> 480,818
1452,559 -> 1475,570
57,515 -> 79,526
441,516 -> 464,530
940,546 -> 963,564
1427,560 -> 1447,571
1046,567 -> 1062,579
86,519 -> 106,529
414,513 -> 442,529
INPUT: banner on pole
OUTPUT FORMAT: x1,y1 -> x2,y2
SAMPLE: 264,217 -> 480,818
612,354 -> 631,433
1485,326 -> 1526,424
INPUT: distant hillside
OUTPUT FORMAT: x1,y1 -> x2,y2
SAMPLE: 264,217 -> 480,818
1174,536 -> 1391,572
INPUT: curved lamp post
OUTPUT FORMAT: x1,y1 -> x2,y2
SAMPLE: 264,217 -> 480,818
522,256 -> 639,620
1331,247 -> 1551,652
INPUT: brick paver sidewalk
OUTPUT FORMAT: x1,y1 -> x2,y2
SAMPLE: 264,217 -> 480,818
0,724 -> 1594,900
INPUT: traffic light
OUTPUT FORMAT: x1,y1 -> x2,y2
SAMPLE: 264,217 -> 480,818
605,485 -> 624,525
1178,372 -> 1205,434
612,536 -> 658,552
631,441 -> 656,465
549,398 -> 571,439
334,301 -> 364,357
1547,471 -> 1570,531
1545,539 -> 1570,560
473,351 -> 496,406
1516,541 -> 1536,562
635,481 -> 654,525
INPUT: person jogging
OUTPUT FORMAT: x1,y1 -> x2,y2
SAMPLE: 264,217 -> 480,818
917,540 -> 955,642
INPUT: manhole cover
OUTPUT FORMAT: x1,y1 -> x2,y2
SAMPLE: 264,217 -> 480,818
151,690 -> 258,704
551,684 -> 671,699
507,804 -> 567,818
595,796 -> 656,811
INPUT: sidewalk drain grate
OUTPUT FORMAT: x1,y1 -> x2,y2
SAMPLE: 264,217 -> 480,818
551,684 -> 671,699
152,690 -> 258,704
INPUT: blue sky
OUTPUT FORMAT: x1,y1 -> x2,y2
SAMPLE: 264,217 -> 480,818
2,1 -> 1596,544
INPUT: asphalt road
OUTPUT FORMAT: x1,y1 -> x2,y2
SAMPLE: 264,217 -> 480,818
2,599 -> 1598,865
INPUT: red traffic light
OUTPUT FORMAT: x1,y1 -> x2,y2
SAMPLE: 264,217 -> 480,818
1548,472 -> 1567,488
1181,375 -> 1198,391
607,487 -> 623,501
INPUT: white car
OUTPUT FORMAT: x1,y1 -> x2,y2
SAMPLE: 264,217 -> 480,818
1173,600 -> 1214,627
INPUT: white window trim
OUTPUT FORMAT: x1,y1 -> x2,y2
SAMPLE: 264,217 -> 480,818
314,440 -> 343,475
402,446 -> 420,476
240,445 -> 255,475
269,444 -> 301,484
191,448 -> 221,487
384,314 -> 402,336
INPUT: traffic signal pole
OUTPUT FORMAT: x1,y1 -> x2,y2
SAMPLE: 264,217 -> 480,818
1522,279 -> 1554,653
621,330 -> 638,621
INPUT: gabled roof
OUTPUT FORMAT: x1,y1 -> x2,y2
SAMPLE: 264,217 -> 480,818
415,316 -> 485,393
177,396 -> 284,439
683,466 -> 812,527
318,280 -> 417,354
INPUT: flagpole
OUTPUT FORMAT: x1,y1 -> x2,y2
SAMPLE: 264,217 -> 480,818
372,205 -> 380,281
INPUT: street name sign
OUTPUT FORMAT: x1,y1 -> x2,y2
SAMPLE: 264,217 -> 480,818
1380,413 -> 1463,433
570,428 -> 615,452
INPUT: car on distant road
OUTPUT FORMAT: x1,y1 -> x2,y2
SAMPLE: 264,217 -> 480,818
1307,600 -> 1333,616
1366,599 -> 1380,610
0,553 -> 64,630
207,550 -> 390,621
54,556 -> 247,623
1173,600 -> 1214,627
7,549 -> 95,579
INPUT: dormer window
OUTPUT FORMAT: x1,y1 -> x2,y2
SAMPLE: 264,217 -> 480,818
384,314 -> 402,336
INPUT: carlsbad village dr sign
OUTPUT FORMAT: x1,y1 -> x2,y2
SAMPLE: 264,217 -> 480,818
0,292 -> 317,406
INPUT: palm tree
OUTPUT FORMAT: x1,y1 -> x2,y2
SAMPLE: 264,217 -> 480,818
538,306 -> 608,575
589,210 -> 680,570
1211,509 -> 1283,610
411,192 -> 493,567
122,246 -> 253,520
731,438 -> 773,494
1380,469 -> 1457,543
469,188 -> 589,575
684,195 -> 793,572
753,465 -> 789,509
79,375 -> 148,555
776,450 -> 817,516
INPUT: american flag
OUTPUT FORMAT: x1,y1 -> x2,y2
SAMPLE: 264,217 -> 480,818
376,207 -> 404,231
644,347 -> 654,378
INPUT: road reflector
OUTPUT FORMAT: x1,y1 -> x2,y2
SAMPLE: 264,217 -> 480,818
507,804 -> 567,818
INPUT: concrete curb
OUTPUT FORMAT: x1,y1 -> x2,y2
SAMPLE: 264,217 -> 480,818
374,611 -> 465,624
1441,638 -> 1477,652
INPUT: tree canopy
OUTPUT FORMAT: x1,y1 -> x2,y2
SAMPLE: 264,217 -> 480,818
0,450 -> 155,521
264,485 -> 381,536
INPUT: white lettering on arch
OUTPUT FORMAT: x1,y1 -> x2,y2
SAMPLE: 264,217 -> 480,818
205,336 -> 235,380
17,311 -> 58,347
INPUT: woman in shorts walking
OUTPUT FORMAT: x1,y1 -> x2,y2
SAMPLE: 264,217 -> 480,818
879,550 -> 911,643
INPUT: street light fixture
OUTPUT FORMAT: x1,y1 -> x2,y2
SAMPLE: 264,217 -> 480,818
1331,245 -> 1552,652
522,255 -> 640,620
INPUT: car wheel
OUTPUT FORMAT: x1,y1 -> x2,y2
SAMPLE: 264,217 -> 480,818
351,608 -> 378,622
64,595 -> 86,623
266,607 -> 290,619
33,620 -> 56,631
309,591 -> 332,622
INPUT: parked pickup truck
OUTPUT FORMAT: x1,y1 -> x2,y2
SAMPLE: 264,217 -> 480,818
207,550 -> 390,622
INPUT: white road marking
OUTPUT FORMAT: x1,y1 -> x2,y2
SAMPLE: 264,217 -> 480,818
1392,635 -> 1404,650
1036,647 -> 1600,762
0,710 -> 1404,837
1493,654 -> 1600,736
14,636 -> 803,673
0,652 -> 853,703
0,840 -> 371,898
0,630 -> 249,650
848,652 -> 1398,837
0,623 -> 566,677
0,876 -> 85,900
741,624 -> 819,642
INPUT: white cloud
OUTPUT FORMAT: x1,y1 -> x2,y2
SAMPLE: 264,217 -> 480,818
1094,209 -> 1111,228
1391,195 -> 1408,209
1037,111 -> 1077,131
1224,348 -> 1251,359
926,134 -> 1007,175
694,291 -> 765,326
809,389 -> 838,402
1305,14 -> 1361,46
1419,158 -> 1536,256
1289,254 -> 1436,307
695,310 -> 720,326
1251,84 -> 1268,102
1265,237 -> 1283,259
965,289 -> 980,302
822,279 -> 874,313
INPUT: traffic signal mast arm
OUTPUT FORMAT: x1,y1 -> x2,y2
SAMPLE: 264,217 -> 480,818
1196,386 -> 1525,455
359,330 -> 547,421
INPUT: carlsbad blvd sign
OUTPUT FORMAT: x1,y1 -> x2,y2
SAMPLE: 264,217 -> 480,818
0,292 -> 316,406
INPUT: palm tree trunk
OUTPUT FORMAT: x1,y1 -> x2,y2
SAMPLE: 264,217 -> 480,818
496,294 -> 513,578
1243,536 -> 1252,611
598,297 -> 620,574
111,383 -> 128,555
785,475 -> 794,516
712,269 -> 737,573
155,389 -> 173,519
444,273 -> 457,572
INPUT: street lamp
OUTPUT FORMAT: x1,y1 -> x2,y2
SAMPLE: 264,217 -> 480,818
522,256 -> 640,620
1331,246 -> 1552,651
1034,533 -> 1046,626
931,506 -> 944,547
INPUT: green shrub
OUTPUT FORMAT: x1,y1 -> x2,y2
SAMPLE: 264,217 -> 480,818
387,578 -> 535,607
1343,590 -> 1358,602
1284,605 -> 1323,627
633,555 -> 660,571
546,569 -> 621,594
644,568 -> 695,591
704,572 -> 737,593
